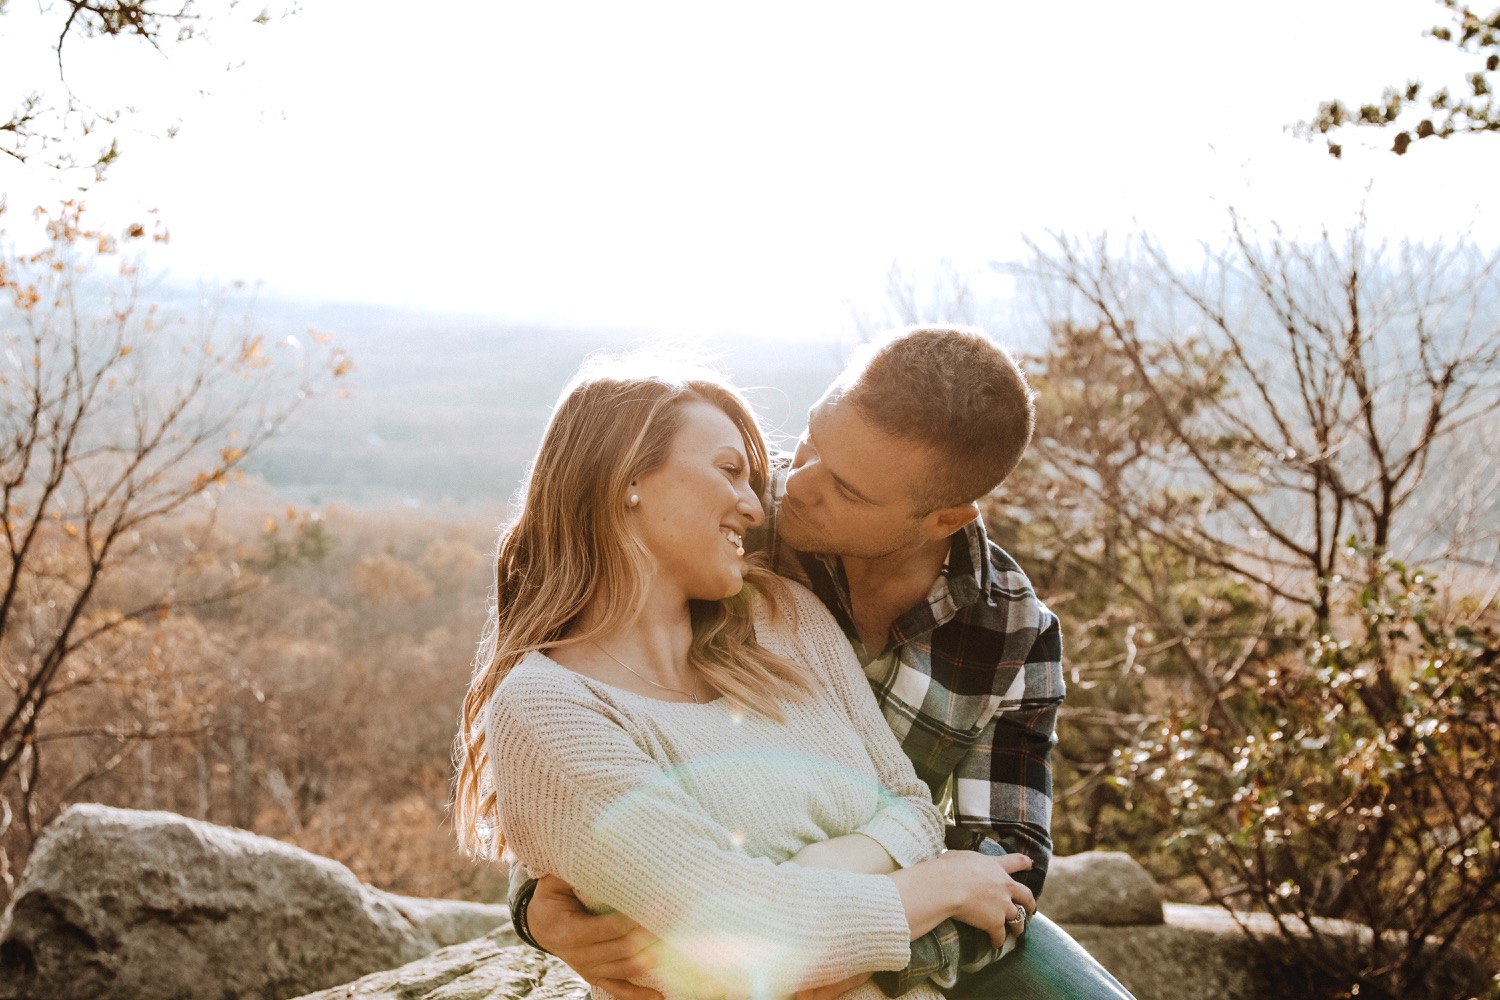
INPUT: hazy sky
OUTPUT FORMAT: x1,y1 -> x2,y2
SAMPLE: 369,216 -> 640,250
2,0 -> 1494,342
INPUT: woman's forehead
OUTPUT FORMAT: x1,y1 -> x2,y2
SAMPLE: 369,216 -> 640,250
672,399 -> 746,452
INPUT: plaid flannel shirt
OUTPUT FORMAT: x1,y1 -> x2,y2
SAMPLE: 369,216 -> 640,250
761,488 -> 1065,995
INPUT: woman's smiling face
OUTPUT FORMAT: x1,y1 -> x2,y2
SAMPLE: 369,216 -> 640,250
630,399 -> 765,603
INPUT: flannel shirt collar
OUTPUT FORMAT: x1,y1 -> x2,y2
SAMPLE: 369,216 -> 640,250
800,517 -> 994,655
947,515 -> 995,605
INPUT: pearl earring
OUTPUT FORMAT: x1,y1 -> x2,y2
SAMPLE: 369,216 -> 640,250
628,493 -> 639,507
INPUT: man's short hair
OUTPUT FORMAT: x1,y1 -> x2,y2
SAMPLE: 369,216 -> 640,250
836,326 -> 1035,511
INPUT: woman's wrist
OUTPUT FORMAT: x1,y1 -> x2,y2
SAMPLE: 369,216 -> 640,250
790,833 -> 897,875
887,854 -> 969,941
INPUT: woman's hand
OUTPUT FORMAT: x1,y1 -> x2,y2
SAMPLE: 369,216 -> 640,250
888,850 -> 1035,948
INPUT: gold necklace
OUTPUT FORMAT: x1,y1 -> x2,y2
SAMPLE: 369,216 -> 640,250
592,640 -> 700,704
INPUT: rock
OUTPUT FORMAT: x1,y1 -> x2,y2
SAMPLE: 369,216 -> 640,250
1061,904 -> 1492,1000
290,930 -> 585,1000
373,890 -> 514,953
1061,904 -> 1345,999
0,804 -> 515,1000
296,904 -> 1364,1000
1043,851 -> 1164,925
302,899 -> 1491,1000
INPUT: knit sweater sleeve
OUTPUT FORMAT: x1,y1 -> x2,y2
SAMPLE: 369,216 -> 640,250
489,662 -> 914,997
772,582 -> 947,869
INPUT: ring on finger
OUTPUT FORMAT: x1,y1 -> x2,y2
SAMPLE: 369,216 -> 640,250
1006,904 -> 1027,926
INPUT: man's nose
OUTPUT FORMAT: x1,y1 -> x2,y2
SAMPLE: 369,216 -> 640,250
784,461 -> 817,505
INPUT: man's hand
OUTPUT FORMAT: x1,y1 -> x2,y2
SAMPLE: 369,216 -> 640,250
795,971 -> 872,1000
529,874 -> 663,1000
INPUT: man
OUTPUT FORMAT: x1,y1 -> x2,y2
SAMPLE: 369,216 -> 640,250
510,327 -> 1134,1000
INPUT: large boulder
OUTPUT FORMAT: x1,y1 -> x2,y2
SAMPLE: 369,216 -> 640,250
0,804 -> 514,1000
1042,851 -> 1164,925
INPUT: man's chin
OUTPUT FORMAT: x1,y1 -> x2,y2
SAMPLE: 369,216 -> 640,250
778,519 -> 831,555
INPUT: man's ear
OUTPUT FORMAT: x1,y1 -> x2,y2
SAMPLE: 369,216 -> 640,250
921,501 -> 980,540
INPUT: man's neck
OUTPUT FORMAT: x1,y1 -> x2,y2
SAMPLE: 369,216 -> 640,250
840,535 -> 953,654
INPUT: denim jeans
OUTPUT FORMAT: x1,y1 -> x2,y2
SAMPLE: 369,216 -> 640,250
940,913 -> 1137,1000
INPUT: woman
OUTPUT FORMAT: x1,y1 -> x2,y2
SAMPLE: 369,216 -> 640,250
453,357 -> 1031,1000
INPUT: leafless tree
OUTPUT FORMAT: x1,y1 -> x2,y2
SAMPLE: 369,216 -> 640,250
2,0 -> 285,180
1024,212 -> 1500,629
846,260 -> 1011,345
1022,216 -> 1500,997
0,200 -> 348,892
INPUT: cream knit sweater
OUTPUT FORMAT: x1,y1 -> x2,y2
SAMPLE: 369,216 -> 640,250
488,581 -> 947,1000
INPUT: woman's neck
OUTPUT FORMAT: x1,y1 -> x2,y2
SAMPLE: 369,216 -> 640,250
560,586 -> 699,696
591,605 -> 693,673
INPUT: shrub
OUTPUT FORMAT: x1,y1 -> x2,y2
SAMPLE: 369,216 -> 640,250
1120,552 -> 1499,999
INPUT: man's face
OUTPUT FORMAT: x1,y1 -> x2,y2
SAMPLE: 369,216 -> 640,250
779,391 -> 942,559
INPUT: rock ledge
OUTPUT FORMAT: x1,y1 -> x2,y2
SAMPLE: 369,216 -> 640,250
0,804 -> 512,1000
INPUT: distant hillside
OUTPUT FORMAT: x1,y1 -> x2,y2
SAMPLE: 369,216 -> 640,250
241,301 -> 849,508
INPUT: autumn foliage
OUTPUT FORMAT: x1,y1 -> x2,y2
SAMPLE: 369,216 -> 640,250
0,202 -> 352,894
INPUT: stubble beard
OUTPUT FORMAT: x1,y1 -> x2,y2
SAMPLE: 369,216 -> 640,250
780,501 -> 922,561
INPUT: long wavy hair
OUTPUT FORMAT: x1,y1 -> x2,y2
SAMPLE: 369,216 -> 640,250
452,356 -> 811,860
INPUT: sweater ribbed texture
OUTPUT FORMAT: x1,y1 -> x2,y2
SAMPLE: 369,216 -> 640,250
489,581 -> 946,1000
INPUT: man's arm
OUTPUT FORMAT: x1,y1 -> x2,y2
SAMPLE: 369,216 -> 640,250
947,606 -> 1065,897
507,862 -> 544,951
521,873 -> 665,1000
876,606 -> 1065,997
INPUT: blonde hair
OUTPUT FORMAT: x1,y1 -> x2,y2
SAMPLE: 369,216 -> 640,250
453,356 -> 811,860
